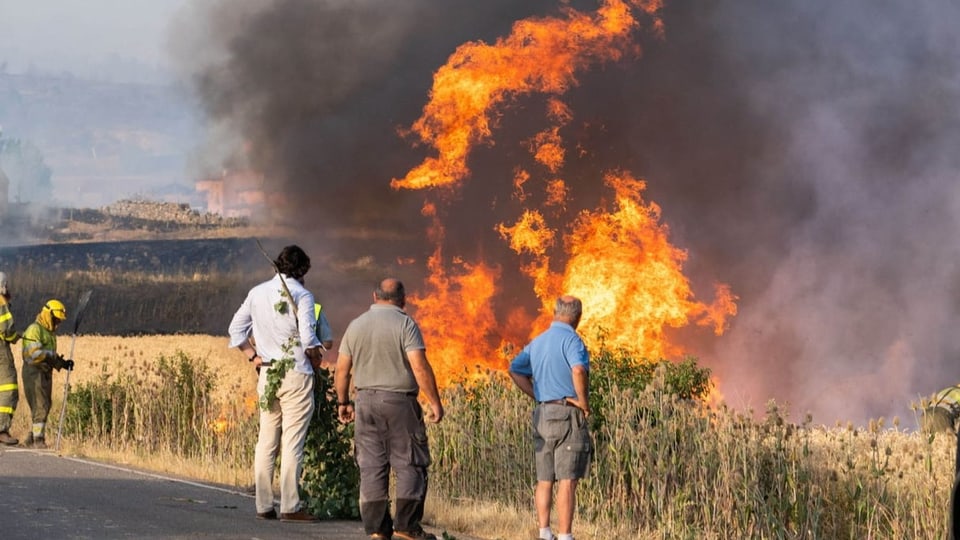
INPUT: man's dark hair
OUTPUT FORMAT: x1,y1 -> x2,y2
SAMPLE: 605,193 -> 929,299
275,245 -> 311,280
375,278 -> 406,307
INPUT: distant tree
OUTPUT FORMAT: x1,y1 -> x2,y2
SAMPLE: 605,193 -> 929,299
0,137 -> 52,203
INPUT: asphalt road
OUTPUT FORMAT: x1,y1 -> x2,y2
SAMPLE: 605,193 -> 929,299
0,446 -> 469,540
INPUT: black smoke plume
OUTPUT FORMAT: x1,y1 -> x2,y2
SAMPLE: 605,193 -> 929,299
172,0 -> 960,426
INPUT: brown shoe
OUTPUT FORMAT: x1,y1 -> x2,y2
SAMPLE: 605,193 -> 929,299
0,431 -> 18,445
370,534 -> 392,539
280,509 -> 318,522
256,508 -> 277,520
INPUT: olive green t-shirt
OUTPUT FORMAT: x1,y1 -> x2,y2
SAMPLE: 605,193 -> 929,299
339,304 -> 426,393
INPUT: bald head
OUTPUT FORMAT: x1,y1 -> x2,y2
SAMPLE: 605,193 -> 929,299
554,295 -> 583,329
375,278 -> 406,308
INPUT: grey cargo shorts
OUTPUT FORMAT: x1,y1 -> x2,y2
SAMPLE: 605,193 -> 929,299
533,402 -> 592,481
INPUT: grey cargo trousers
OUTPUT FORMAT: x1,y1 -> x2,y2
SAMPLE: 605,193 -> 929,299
354,388 -> 431,536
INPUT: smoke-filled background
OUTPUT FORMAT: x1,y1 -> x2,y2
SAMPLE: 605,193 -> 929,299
167,0 -> 960,427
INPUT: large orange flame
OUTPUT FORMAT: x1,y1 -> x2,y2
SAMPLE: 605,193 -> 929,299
409,202 -> 505,387
392,0 -> 662,191
393,0 -> 732,386
541,171 -> 736,358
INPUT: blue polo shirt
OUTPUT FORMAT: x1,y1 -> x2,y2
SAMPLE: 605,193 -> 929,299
509,321 -> 590,402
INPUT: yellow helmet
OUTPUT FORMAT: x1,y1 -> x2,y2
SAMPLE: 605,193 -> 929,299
43,299 -> 67,320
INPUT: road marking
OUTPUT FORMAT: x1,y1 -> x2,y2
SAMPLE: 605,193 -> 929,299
7,449 -> 255,499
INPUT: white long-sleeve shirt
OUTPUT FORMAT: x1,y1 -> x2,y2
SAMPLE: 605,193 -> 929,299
228,273 -> 321,376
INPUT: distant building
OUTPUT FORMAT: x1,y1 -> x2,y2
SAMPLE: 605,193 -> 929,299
195,169 -> 267,218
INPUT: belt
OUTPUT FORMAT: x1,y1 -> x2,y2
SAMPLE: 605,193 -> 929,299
539,398 -> 575,406
357,388 -> 419,397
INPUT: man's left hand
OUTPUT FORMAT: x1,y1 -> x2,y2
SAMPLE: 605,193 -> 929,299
567,397 -> 590,418
306,346 -> 328,370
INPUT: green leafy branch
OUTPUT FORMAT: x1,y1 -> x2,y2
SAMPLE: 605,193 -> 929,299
274,286 -> 291,314
259,335 -> 298,410
260,287 -> 299,410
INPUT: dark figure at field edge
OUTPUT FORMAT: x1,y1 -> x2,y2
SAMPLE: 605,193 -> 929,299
509,295 -> 593,540
335,278 -> 444,540
0,272 -> 22,445
20,299 -> 73,448
228,244 -> 327,523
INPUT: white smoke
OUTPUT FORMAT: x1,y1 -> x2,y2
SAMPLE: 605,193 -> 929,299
703,0 -> 960,427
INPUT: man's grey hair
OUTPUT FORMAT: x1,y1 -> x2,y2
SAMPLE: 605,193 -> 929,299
0,272 -> 8,297
554,296 -> 582,321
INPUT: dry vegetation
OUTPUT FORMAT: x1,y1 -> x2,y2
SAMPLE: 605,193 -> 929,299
9,335 -> 259,483
6,334 -> 956,539
0,223 -> 955,539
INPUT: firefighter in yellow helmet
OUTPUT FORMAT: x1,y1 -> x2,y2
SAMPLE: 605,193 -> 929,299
20,299 -> 73,448
0,272 -> 22,445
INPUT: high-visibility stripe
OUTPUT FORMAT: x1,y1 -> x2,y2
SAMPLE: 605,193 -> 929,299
0,383 -> 17,392
0,312 -> 11,323
0,406 -> 13,414
24,345 -> 44,362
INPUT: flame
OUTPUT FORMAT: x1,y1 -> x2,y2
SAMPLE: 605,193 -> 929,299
513,169 -> 532,202
392,0 -> 663,191
409,203 -> 505,388
244,394 -> 258,414
211,415 -> 229,435
410,248 -> 503,388
392,0 -> 735,389
537,171 -> 737,358
529,128 -> 566,172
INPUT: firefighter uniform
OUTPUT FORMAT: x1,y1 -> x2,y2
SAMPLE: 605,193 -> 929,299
20,299 -> 72,448
0,273 -> 20,445
314,302 -> 333,350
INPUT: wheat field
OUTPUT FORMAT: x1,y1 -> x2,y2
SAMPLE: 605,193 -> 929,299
6,333 -> 959,539
8,334 -> 257,478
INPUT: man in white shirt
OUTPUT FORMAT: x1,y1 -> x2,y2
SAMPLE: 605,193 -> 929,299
228,244 -> 327,522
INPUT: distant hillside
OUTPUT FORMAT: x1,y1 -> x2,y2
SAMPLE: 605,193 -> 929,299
51,199 -> 257,243
0,70 -> 202,209
0,199 -> 282,246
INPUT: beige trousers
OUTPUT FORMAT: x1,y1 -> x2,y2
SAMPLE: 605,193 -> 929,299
255,368 -> 315,514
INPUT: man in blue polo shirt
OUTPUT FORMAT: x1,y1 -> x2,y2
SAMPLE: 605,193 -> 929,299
509,295 -> 592,540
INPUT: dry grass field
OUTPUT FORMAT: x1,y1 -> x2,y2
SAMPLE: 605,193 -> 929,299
8,334 -> 258,481
5,332 -> 959,539
55,334 -> 253,403
6,333 -> 525,538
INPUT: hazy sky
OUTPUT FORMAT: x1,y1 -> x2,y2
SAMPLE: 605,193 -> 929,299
0,0 -> 187,82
